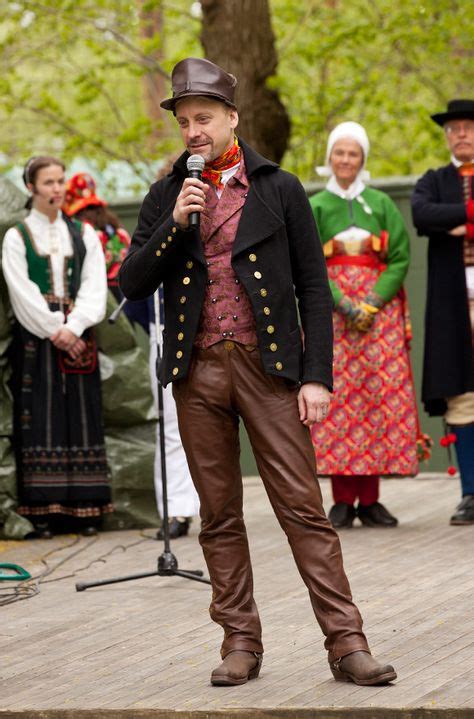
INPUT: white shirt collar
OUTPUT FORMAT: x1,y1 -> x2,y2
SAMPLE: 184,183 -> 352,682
213,162 -> 241,198
29,207 -> 62,226
451,154 -> 474,168
220,162 -> 241,184
326,174 -> 367,201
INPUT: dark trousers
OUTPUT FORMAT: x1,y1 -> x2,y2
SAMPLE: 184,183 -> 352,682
173,341 -> 369,662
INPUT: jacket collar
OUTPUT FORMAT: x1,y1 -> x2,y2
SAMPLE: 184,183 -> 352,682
171,137 -> 279,179
169,139 -> 282,265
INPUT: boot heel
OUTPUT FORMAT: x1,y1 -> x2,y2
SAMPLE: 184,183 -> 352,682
248,653 -> 263,680
330,663 -> 350,682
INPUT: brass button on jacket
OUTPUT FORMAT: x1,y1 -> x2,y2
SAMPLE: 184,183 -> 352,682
249,253 -> 257,262
254,271 -> 262,279
186,260 -> 193,269
183,277 -> 190,285
267,325 -> 275,334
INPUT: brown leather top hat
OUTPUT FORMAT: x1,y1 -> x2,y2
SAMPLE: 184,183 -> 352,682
431,99 -> 474,126
160,57 -> 237,112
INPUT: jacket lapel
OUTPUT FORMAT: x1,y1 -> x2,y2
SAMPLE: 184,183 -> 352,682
168,141 -> 282,263
442,164 -> 464,203
232,181 -> 285,258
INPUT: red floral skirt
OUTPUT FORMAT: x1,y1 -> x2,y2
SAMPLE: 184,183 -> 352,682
311,264 -> 418,477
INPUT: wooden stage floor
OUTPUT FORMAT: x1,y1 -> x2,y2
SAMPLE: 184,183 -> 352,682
1,476 -> 473,718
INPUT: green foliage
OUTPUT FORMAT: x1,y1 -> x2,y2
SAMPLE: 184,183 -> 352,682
0,0 -> 472,186
272,0 -> 474,179
0,0 -> 200,183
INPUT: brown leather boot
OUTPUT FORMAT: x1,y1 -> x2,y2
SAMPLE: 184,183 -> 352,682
330,650 -> 397,685
211,650 -> 262,686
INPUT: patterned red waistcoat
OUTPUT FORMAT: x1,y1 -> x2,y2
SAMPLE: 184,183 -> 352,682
194,160 -> 258,348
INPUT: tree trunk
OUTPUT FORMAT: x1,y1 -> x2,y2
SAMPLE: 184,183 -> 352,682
200,0 -> 290,163
137,0 -> 168,143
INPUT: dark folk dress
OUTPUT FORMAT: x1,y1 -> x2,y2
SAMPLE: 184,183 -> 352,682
11,221 -> 111,520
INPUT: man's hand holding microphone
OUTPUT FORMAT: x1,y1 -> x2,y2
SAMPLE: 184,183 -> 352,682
173,155 -> 209,230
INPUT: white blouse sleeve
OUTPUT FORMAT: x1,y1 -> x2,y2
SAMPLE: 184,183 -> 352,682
65,223 -> 107,337
1,227 -> 65,338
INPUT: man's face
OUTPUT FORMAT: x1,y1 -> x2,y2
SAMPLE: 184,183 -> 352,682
444,119 -> 474,163
175,97 -> 239,162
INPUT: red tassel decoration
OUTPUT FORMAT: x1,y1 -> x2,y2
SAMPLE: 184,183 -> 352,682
440,422 -> 458,476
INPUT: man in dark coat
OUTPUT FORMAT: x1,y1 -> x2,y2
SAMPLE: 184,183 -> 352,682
120,57 -> 396,687
412,99 -> 474,525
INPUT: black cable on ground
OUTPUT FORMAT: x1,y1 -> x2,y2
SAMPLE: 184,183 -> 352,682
0,530 -> 155,606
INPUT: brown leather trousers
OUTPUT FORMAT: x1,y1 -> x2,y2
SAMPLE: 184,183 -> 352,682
172,341 -> 369,662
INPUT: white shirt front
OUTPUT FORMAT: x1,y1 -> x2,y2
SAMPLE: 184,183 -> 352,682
213,163 -> 240,199
2,209 -> 107,339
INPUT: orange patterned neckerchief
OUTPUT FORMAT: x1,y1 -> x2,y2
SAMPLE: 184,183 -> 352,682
202,138 -> 241,190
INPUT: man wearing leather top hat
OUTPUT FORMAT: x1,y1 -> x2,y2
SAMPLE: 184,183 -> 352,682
412,99 -> 474,526
120,57 -> 396,687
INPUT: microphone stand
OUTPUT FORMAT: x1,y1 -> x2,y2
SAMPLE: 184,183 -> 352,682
76,288 -> 210,591
108,297 -> 127,324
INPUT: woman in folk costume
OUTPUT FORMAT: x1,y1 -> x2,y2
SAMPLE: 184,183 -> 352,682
310,122 -> 419,529
2,156 -> 111,538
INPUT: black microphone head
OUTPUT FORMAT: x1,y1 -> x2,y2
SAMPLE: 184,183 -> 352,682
186,154 -> 205,174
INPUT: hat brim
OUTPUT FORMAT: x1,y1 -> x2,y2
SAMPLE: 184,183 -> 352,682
63,196 -> 106,217
431,110 -> 474,126
160,90 -> 237,112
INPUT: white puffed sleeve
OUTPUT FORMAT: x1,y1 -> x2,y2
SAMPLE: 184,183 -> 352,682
1,227 -> 65,338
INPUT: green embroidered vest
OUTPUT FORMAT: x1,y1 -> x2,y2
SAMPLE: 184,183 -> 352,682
15,220 -> 83,299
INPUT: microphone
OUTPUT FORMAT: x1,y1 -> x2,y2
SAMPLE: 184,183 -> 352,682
186,154 -> 205,228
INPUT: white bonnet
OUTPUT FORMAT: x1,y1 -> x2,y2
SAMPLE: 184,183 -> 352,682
317,121 -> 370,178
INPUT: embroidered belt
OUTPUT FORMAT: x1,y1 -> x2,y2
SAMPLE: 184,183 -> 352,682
326,255 -> 387,270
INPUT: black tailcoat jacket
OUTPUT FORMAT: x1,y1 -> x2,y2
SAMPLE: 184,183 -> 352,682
119,140 -> 333,391
411,163 -> 474,416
